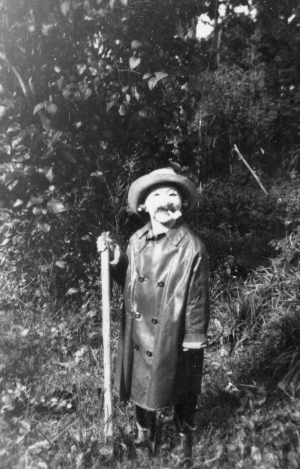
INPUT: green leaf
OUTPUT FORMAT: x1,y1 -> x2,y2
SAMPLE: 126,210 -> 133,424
106,101 -> 115,113
168,160 -> 181,171
2,143 -> 11,155
7,123 -> 21,133
0,106 -> 7,118
278,381 -> 286,392
55,261 -> 67,268
215,444 -> 224,459
148,72 -> 168,90
33,206 -> 45,215
154,71 -> 168,80
4,174 -> 14,186
148,77 -> 157,90
131,40 -> 142,49
77,63 -> 87,75
251,446 -> 262,464
47,199 -> 67,214
37,221 -> 50,232
52,131 -> 62,143
256,386 -> 267,406
129,56 -> 141,70
44,166 -> 54,181
13,199 -> 23,207
62,88 -> 72,98
174,135 -> 185,144
3,99 -> 14,108
89,67 -> 98,77
87,310 -> 97,318
40,148 -> 53,160
91,171 -> 105,180
27,198 -> 44,207
72,0 -> 80,8
62,151 -> 76,163
119,104 -> 127,116
56,77 -> 65,91
61,0 -> 71,16
139,109 -> 149,118
66,288 -> 79,296
83,87 -> 92,100
45,103 -> 57,115
33,102 -> 46,115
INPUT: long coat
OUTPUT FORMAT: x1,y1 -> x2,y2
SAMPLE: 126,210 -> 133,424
112,220 -> 210,411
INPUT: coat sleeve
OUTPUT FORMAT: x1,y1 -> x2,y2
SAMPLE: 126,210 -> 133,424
182,246 -> 210,349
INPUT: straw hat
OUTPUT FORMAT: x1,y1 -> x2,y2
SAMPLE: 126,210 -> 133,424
128,168 -> 197,216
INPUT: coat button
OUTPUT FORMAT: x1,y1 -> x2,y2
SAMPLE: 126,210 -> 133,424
152,318 -> 158,324
134,344 -> 139,351
139,276 -> 145,282
158,281 -> 164,287
146,351 -> 152,357
135,312 -> 141,319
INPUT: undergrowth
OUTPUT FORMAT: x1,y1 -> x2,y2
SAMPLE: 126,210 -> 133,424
1,261 -> 300,468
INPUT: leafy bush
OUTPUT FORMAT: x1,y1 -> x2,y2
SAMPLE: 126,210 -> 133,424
269,179 -> 300,265
196,173 -> 284,272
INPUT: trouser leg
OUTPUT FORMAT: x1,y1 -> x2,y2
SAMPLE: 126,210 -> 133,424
173,393 -> 198,459
135,405 -> 157,451
173,349 -> 204,459
174,392 -> 198,432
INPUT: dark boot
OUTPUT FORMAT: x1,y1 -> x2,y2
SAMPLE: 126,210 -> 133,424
173,389 -> 199,460
134,421 -> 151,445
134,406 -> 157,453
173,429 -> 193,459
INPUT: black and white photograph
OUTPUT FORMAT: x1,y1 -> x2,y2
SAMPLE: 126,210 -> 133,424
0,1 -> 300,468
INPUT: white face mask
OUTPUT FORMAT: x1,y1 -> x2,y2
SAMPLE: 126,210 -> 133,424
144,185 -> 182,228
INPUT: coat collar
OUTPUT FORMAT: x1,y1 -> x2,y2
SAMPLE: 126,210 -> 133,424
137,219 -> 189,247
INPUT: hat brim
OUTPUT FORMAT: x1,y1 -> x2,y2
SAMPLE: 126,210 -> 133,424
128,172 -> 197,216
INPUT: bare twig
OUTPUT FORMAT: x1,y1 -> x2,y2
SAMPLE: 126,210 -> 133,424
35,428 -> 55,448
52,360 -> 71,369
0,52 -> 29,98
52,418 -> 78,442
239,383 -> 258,388
233,144 -> 268,195
88,344 -> 101,369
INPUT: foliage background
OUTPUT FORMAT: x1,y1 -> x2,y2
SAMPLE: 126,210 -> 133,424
1,0 -> 300,468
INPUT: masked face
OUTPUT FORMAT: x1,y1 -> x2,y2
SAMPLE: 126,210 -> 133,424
144,185 -> 182,227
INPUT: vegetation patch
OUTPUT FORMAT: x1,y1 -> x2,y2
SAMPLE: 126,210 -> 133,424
1,0 -> 300,467
1,259 -> 300,468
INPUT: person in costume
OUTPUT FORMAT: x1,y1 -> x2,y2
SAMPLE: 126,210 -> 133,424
97,168 -> 210,458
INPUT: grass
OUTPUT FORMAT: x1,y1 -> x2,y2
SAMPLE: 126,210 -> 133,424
1,261 -> 300,468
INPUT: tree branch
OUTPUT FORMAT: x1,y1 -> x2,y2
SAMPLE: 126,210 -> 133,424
0,52 -> 29,98
233,144 -> 268,195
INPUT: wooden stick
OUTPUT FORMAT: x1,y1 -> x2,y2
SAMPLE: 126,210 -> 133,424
101,232 -> 114,453
233,144 -> 268,195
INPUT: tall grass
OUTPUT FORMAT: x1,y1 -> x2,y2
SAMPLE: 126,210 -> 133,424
211,260 -> 300,389
1,259 -> 300,468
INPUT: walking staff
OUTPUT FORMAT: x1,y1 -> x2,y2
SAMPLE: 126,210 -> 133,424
100,232 -> 114,454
